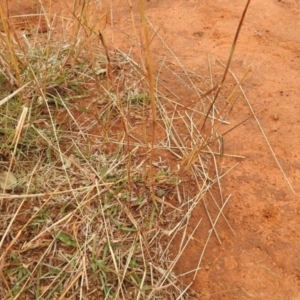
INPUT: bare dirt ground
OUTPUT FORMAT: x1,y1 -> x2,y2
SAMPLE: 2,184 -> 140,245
7,0 -> 300,299
108,1 -> 300,299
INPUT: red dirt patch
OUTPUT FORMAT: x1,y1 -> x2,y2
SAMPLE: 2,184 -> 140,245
104,1 -> 300,299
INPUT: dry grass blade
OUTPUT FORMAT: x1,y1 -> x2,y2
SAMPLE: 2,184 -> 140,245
200,0 -> 252,132
0,83 -> 31,106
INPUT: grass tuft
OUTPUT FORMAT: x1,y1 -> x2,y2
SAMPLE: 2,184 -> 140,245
0,1 -> 252,299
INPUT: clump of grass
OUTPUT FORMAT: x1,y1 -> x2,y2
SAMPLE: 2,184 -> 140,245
0,0 -> 252,299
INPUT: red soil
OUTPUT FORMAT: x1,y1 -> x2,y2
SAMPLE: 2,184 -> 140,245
109,1 -> 300,298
